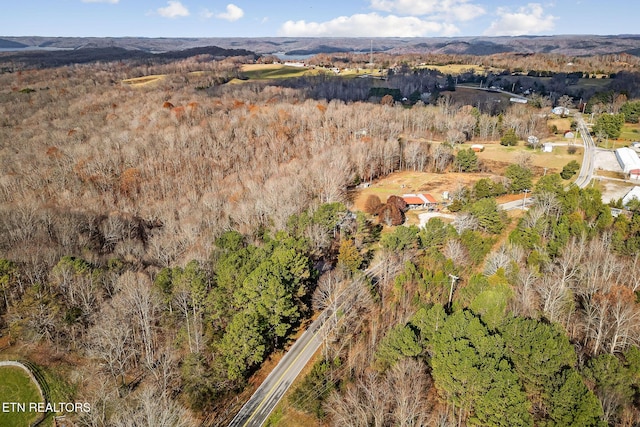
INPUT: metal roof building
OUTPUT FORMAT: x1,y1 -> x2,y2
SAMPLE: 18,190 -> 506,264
615,147 -> 640,173
622,186 -> 640,207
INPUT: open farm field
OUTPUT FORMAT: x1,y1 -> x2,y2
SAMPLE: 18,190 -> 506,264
445,86 -> 511,107
121,74 -> 166,86
534,76 -> 611,91
472,142 -> 581,172
417,64 -> 502,75
240,64 -> 323,80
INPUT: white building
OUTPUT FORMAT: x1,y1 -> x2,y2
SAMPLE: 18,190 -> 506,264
552,106 -> 570,116
622,186 -> 640,207
615,147 -> 640,173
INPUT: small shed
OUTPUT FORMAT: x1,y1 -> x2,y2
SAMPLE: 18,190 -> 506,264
630,169 -> 640,180
564,131 -> 575,139
471,144 -> 484,152
543,142 -> 553,153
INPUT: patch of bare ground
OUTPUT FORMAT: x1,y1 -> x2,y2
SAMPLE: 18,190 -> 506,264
352,171 -> 498,213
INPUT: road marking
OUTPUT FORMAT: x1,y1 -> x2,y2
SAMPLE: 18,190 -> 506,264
238,323 -> 323,427
232,267 -> 381,427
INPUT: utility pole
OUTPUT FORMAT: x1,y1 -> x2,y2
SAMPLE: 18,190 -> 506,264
522,189 -> 530,209
448,274 -> 459,311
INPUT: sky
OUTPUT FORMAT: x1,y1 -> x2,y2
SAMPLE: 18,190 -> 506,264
1,0 -> 638,38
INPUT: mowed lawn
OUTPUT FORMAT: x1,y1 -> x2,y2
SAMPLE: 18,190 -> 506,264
473,142 -> 583,172
0,366 -> 44,427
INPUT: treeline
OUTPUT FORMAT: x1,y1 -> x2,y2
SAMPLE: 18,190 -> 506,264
289,177 -> 640,426
0,201 -> 376,424
0,53 -> 639,425
0,59 -> 556,279
307,51 -> 640,77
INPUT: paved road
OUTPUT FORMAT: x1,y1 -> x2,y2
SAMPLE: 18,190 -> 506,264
228,313 -> 325,427
500,196 -> 535,211
229,115 -> 592,424
574,114 -> 596,188
228,267 -> 380,427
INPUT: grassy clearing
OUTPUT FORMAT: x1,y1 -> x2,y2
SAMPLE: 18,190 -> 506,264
239,64 -> 324,80
0,366 -> 44,427
417,64 -> 501,75
122,74 -> 166,86
620,123 -> 640,142
567,77 -> 611,90
547,117 -> 573,133
474,142 -> 581,172
446,87 -> 511,106
352,171 -> 492,210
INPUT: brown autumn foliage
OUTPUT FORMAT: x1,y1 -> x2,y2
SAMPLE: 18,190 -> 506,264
1,52 -> 638,426
377,203 -> 404,226
386,195 -> 408,213
364,194 -> 382,214
1,58 -> 528,270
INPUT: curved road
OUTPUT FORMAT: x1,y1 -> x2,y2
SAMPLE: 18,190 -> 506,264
573,113 -> 596,188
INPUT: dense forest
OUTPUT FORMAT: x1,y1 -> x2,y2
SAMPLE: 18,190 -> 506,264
1,49 -> 640,426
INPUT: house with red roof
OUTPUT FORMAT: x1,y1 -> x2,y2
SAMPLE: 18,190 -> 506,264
402,193 -> 437,209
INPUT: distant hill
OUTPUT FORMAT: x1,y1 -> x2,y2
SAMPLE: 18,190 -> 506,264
0,38 -> 28,49
0,44 -> 257,68
1,35 -> 640,58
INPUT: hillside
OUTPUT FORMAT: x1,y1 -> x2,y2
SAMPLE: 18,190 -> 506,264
2,34 -> 640,57
1,48 -> 640,426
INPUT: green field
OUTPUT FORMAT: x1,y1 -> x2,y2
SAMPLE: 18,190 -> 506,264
239,64 -> 324,80
0,366 -> 44,427
620,124 -> 640,142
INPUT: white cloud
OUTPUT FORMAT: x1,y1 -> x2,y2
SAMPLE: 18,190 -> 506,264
200,8 -> 214,19
484,3 -> 557,36
81,0 -> 119,3
279,13 -> 459,37
157,1 -> 190,18
217,4 -> 244,22
370,0 -> 485,22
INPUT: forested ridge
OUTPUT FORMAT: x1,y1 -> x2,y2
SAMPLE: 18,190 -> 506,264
1,51 -> 640,426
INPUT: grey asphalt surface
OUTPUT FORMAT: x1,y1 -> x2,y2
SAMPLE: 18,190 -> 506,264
228,313 -> 325,427
574,114 -> 596,188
